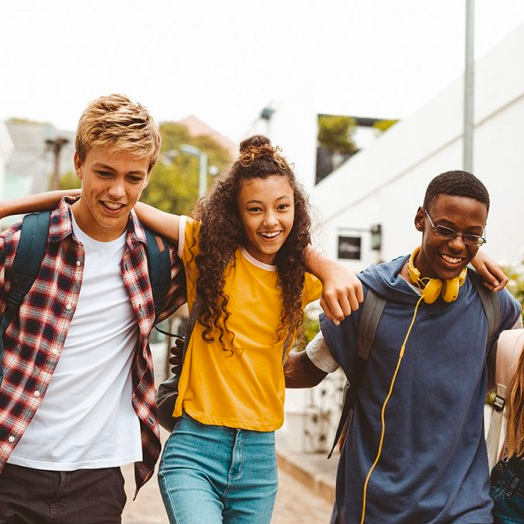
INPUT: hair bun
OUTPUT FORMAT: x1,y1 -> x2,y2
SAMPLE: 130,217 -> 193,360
239,135 -> 271,153
239,135 -> 275,167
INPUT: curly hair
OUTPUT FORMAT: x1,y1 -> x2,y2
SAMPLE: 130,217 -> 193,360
190,135 -> 312,348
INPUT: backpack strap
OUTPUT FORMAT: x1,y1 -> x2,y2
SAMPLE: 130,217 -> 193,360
468,269 -> 500,393
143,227 -> 172,319
468,269 -> 500,357
327,289 -> 385,458
357,289 -> 386,360
0,211 -> 51,385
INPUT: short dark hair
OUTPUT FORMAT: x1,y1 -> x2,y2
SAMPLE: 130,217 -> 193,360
423,170 -> 490,212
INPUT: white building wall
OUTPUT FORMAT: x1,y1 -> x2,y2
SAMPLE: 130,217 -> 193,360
0,122 -> 14,200
310,21 -> 524,269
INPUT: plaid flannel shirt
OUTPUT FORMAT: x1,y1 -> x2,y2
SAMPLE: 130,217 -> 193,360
0,198 -> 185,493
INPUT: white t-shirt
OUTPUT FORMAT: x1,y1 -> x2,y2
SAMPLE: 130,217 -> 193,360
8,216 -> 142,470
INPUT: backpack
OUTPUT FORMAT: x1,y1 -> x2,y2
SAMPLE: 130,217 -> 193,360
485,328 -> 524,469
0,210 -> 173,386
327,269 -> 500,459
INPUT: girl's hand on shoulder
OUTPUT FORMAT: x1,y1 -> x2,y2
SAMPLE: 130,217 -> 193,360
319,263 -> 363,325
471,250 -> 508,292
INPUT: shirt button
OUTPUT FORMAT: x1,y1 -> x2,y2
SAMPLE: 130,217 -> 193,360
34,391 -> 41,397
65,304 -> 72,311
8,436 -> 15,443
51,349 -> 59,355
76,260 -> 81,267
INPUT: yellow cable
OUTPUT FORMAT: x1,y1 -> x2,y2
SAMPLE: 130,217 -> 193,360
359,294 -> 425,524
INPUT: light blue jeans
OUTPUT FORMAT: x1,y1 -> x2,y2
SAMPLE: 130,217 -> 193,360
158,413 -> 278,524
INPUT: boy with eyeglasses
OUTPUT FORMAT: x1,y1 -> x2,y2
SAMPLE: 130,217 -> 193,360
286,170 -> 522,524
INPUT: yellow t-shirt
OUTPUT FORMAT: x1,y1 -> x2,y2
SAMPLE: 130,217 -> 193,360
173,216 -> 322,431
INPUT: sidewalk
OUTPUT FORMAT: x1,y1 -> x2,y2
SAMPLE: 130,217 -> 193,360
275,432 -> 338,505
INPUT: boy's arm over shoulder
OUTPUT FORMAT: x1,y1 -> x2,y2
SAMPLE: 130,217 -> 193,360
304,245 -> 364,325
285,331 -> 335,388
135,202 -> 180,244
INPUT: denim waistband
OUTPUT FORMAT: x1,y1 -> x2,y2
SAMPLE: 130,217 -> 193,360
506,456 -> 524,478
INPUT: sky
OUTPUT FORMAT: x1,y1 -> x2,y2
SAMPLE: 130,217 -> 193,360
1,0 -> 524,144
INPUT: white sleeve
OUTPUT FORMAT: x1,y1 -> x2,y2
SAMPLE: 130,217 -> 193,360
305,330 -> 339,373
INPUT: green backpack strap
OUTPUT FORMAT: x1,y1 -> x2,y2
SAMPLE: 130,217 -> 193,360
143,227 -> 172,319
327,289 -> 386,458
0,211 -> 51,386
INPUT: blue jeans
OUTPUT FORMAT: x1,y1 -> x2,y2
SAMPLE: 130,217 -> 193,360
491,457 -> 524,524
158,413 -> 278,524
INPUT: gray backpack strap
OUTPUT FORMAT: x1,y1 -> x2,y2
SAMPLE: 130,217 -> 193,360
357,289 -> 386,360
468,269 -> 500,391
328,289 -> 385,458
469,269 -> 500,354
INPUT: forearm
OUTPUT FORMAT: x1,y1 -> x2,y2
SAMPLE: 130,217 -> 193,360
285,350 -> 327,388
0,190 -> 78,219
470,250 -> 507,291
134,201 -> 180,244
304,245 -> 363,323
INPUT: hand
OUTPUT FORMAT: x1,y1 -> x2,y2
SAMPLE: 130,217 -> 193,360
319,263 -> 364,325
169,337 -> 185,375
471,251 -> 508,292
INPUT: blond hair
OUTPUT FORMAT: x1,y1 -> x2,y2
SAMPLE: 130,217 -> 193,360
75,94 -> 161,172
505,345 -> 524,458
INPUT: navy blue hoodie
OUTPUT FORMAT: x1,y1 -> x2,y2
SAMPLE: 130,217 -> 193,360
321,255 -> 521,524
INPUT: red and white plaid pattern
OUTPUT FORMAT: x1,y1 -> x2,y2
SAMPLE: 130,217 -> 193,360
0,198 -> 186,493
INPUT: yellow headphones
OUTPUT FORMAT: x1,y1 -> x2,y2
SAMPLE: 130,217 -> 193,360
407,246 -> 467,304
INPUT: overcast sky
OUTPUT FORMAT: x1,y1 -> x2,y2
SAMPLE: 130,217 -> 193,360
1,0 -> 524,143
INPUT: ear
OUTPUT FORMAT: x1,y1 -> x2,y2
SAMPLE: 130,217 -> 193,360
414,206 -> 425,232
74,152 -> 83,180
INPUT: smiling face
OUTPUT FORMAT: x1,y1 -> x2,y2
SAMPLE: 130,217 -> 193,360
237,174 -> 295,265
414,194 -> 488,280
72,147 -> 151,241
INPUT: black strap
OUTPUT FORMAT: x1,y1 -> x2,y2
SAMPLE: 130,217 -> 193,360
143,227 -> 172,318
0,212 -> 51,385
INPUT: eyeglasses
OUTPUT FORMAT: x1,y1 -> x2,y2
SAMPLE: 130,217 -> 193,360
423,209 -> 486,246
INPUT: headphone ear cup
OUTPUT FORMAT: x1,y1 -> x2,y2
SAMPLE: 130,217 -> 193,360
442,277 -> 460,302
422,278 -> 443,304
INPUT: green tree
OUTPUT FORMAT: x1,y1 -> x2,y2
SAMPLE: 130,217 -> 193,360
142,122 -> 232,215
58,171 -> 81,190
504,261 -> 524,317
317,115 -> 358,155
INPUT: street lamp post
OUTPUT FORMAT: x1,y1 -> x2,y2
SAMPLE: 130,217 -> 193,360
180,144 -> 208,198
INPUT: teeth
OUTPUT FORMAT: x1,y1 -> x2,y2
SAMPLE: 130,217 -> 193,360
260,231 -> 280,238
104,202 -> 123,210
442,254 -> 462,264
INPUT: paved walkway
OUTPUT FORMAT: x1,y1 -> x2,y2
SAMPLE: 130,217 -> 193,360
122,445 -> 337,524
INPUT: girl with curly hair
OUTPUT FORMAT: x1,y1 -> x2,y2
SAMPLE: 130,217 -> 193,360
134,134 -> 356,524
